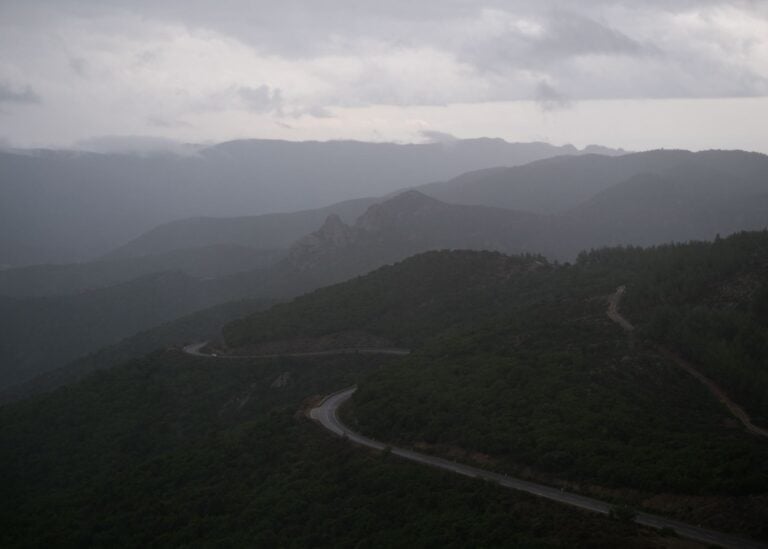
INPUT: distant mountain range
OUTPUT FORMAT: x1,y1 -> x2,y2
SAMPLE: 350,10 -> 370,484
2,146 -> 767,393
1,138 -> 617,267
107,196 -> 377,260
0,245 -> 283,298
106,148 -> 768,263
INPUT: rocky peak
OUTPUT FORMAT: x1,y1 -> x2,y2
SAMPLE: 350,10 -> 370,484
316,214 -> 356,247
286,214 -> 358,271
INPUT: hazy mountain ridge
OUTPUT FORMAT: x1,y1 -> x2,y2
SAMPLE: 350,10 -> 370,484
106,196 -> 377,260
546,154 -> 768,257
282,148 -> 768,273
416,149 -> 768,214
0,245 -> 284,298
108,148 -> 768,266
1,138 -> 612,267
284,191 -> 543,286
2,147 -> 767,392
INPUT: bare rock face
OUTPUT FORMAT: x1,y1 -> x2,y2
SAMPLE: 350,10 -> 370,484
286,214 -> 359,271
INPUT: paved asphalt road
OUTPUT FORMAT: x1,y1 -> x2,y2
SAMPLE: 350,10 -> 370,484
182,342 -> 410,359
311,387 -> 767,549
606,286 -> 768,439
182,341 -> 765,548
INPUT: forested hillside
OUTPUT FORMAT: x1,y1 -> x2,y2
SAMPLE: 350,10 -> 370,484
585,231 -> 768,425
224,250 -> 549,349
3,232 -> 766,545
0,352 -> 667,548
224,231 -> 768,538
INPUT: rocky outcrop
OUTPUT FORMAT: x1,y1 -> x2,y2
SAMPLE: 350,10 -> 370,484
286,214 -> 360,271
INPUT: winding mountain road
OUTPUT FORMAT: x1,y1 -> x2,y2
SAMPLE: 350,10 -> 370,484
182,329 -> 766,548
606,286 -> 768,438
606,285 -> 635,332
311,387 -> 766,549
182,342 -> 410,359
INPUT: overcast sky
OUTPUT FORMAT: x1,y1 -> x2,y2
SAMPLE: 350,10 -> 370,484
1,1 -> 767,152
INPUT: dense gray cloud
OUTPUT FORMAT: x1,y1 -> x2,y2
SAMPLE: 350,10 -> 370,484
536,11 -> 648,57
0,1 -> 765,148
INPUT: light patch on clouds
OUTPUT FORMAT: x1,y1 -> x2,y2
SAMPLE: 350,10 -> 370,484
290,105 -> 335,118
420,130 -> 459,143
146,115 -> 193,129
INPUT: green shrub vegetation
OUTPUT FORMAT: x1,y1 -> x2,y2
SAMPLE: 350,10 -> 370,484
223,231 -> 768,537
3,231 -> 767,544
0,352 -> 659,547
593,231 -> 768,424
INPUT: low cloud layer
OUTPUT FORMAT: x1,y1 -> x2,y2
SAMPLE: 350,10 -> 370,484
0,1 -> 766,149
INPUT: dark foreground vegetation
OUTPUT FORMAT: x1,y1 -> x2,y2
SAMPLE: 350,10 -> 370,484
226,231 -> 768,539
0,352 -> 675,548
2,231 -> 766,545
605,231 -> 768,425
